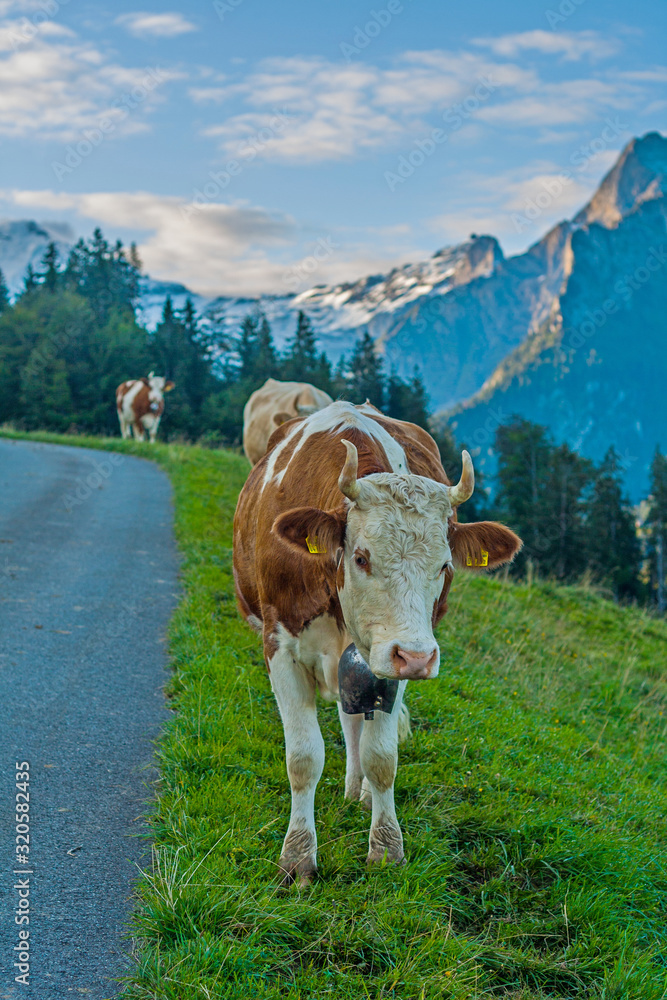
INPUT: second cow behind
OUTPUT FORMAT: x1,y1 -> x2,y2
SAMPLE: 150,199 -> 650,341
243,378 -> 333,465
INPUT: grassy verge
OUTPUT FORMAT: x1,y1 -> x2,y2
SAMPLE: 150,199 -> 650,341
4,430 -> 667,999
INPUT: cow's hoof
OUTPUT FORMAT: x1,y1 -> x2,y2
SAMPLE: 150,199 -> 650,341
278,855 -> 318,888
367,849 -> 406,866
367,823 -> 404,865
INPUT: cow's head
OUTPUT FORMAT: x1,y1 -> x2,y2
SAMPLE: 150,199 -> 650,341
147,372 -> 175,402
274,439 -> 521,681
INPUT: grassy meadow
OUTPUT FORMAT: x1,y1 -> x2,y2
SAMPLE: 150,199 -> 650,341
3,430 -> 667,999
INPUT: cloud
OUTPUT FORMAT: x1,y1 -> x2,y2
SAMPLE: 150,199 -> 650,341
0,13 -> 178,140
192,42 -> 659,162
473,30 -> 619,61
0,187 -> 430,297
188,87 -> 227,104
2,188 -> 299,296
197,52 -> 535,162
115,12 -> 197,38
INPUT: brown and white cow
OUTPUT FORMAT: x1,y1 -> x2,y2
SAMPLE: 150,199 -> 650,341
115,372 -> 174,443
233,401 -> 521,883
242,378 -> 333,465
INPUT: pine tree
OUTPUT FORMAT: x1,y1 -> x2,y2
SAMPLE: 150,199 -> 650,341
0,268 -> 9,314
65,228 -> 139,323
585,448 -> 642,600
347,331 -> 385,407
253,313 -> 279,385
237,313 -> 259,383
646,447 -> 667,612
386,367 -> 430,428
495,418 -> 552,568
542,443 -> 592,580
23,264 -> 38,293
41,242 -> 59,292
281,311 -> 321,383
152,295 -> 180,377
128,242 -> 142,272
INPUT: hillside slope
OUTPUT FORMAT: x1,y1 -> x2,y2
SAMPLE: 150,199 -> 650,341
3,431 -> 666,999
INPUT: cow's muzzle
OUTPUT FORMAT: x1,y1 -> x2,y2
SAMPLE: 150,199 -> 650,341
392,646 -> 438,679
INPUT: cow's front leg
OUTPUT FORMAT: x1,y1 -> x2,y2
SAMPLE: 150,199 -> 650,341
132,421 -> 145,441
360,684 -> 406,865
269,645 -> 325,885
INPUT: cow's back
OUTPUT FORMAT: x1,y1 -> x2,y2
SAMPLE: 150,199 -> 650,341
242,378 -> 333,465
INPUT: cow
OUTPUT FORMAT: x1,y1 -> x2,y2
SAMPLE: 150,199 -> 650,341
233,401 -> 522,884
115,372 -> 174,443
242,378 -> 333,465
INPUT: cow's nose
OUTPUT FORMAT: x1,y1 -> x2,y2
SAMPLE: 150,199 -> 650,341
392,647 -> 438,679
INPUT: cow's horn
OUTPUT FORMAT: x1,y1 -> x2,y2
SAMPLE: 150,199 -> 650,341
449,450 -> 474,506
339,439 -> 360,501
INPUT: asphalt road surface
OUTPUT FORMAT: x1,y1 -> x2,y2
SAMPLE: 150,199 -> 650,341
0,439 -> 179,999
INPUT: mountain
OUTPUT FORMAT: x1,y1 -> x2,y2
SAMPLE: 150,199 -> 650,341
0,217 -> 565,406
448,131 -> 667,501
0,220 -> 73,292
1,132 -> 664,499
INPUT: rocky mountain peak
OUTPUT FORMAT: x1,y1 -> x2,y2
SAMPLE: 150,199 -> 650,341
574,131 -> 667,229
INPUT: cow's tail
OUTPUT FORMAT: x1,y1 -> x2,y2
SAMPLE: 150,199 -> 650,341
397,701 -> 412,742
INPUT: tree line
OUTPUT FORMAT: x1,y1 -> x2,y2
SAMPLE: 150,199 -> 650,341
0,229 -> 665,610
492,418 -> 667,607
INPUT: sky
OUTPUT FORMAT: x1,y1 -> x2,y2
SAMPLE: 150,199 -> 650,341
0,0 -> 665,296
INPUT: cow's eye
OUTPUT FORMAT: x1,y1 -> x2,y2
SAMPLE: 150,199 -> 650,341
441,561 -> 453,574
355,554 -> 368,568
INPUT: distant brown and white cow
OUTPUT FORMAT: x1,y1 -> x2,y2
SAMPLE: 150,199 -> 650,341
115,372 -> 174,443
233,401 -> 521,883
242,378 -> 333,465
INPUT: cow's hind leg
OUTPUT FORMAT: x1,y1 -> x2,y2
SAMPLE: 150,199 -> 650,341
132,421 -> 145,441
269,644 -> 325,885
360,682 -> 406,865
337,706 -> 364,801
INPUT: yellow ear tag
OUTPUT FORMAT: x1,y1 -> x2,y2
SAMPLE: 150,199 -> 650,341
306,535 -> 327,554
466,549 -> 489,567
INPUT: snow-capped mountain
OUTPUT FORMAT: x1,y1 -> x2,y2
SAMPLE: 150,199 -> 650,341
1,132 -> 664,474
0,220 -> 74,293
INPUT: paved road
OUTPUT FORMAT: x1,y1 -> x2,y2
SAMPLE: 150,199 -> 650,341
0,439 -> 179,999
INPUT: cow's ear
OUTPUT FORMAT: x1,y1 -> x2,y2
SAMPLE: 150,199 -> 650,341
449,521 -> 522,570
273,411 -> 292,427
272,506 -> 346,560
164,381 -> 175,392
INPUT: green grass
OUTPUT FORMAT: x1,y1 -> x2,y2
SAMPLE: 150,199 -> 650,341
4,430 -> 667,999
